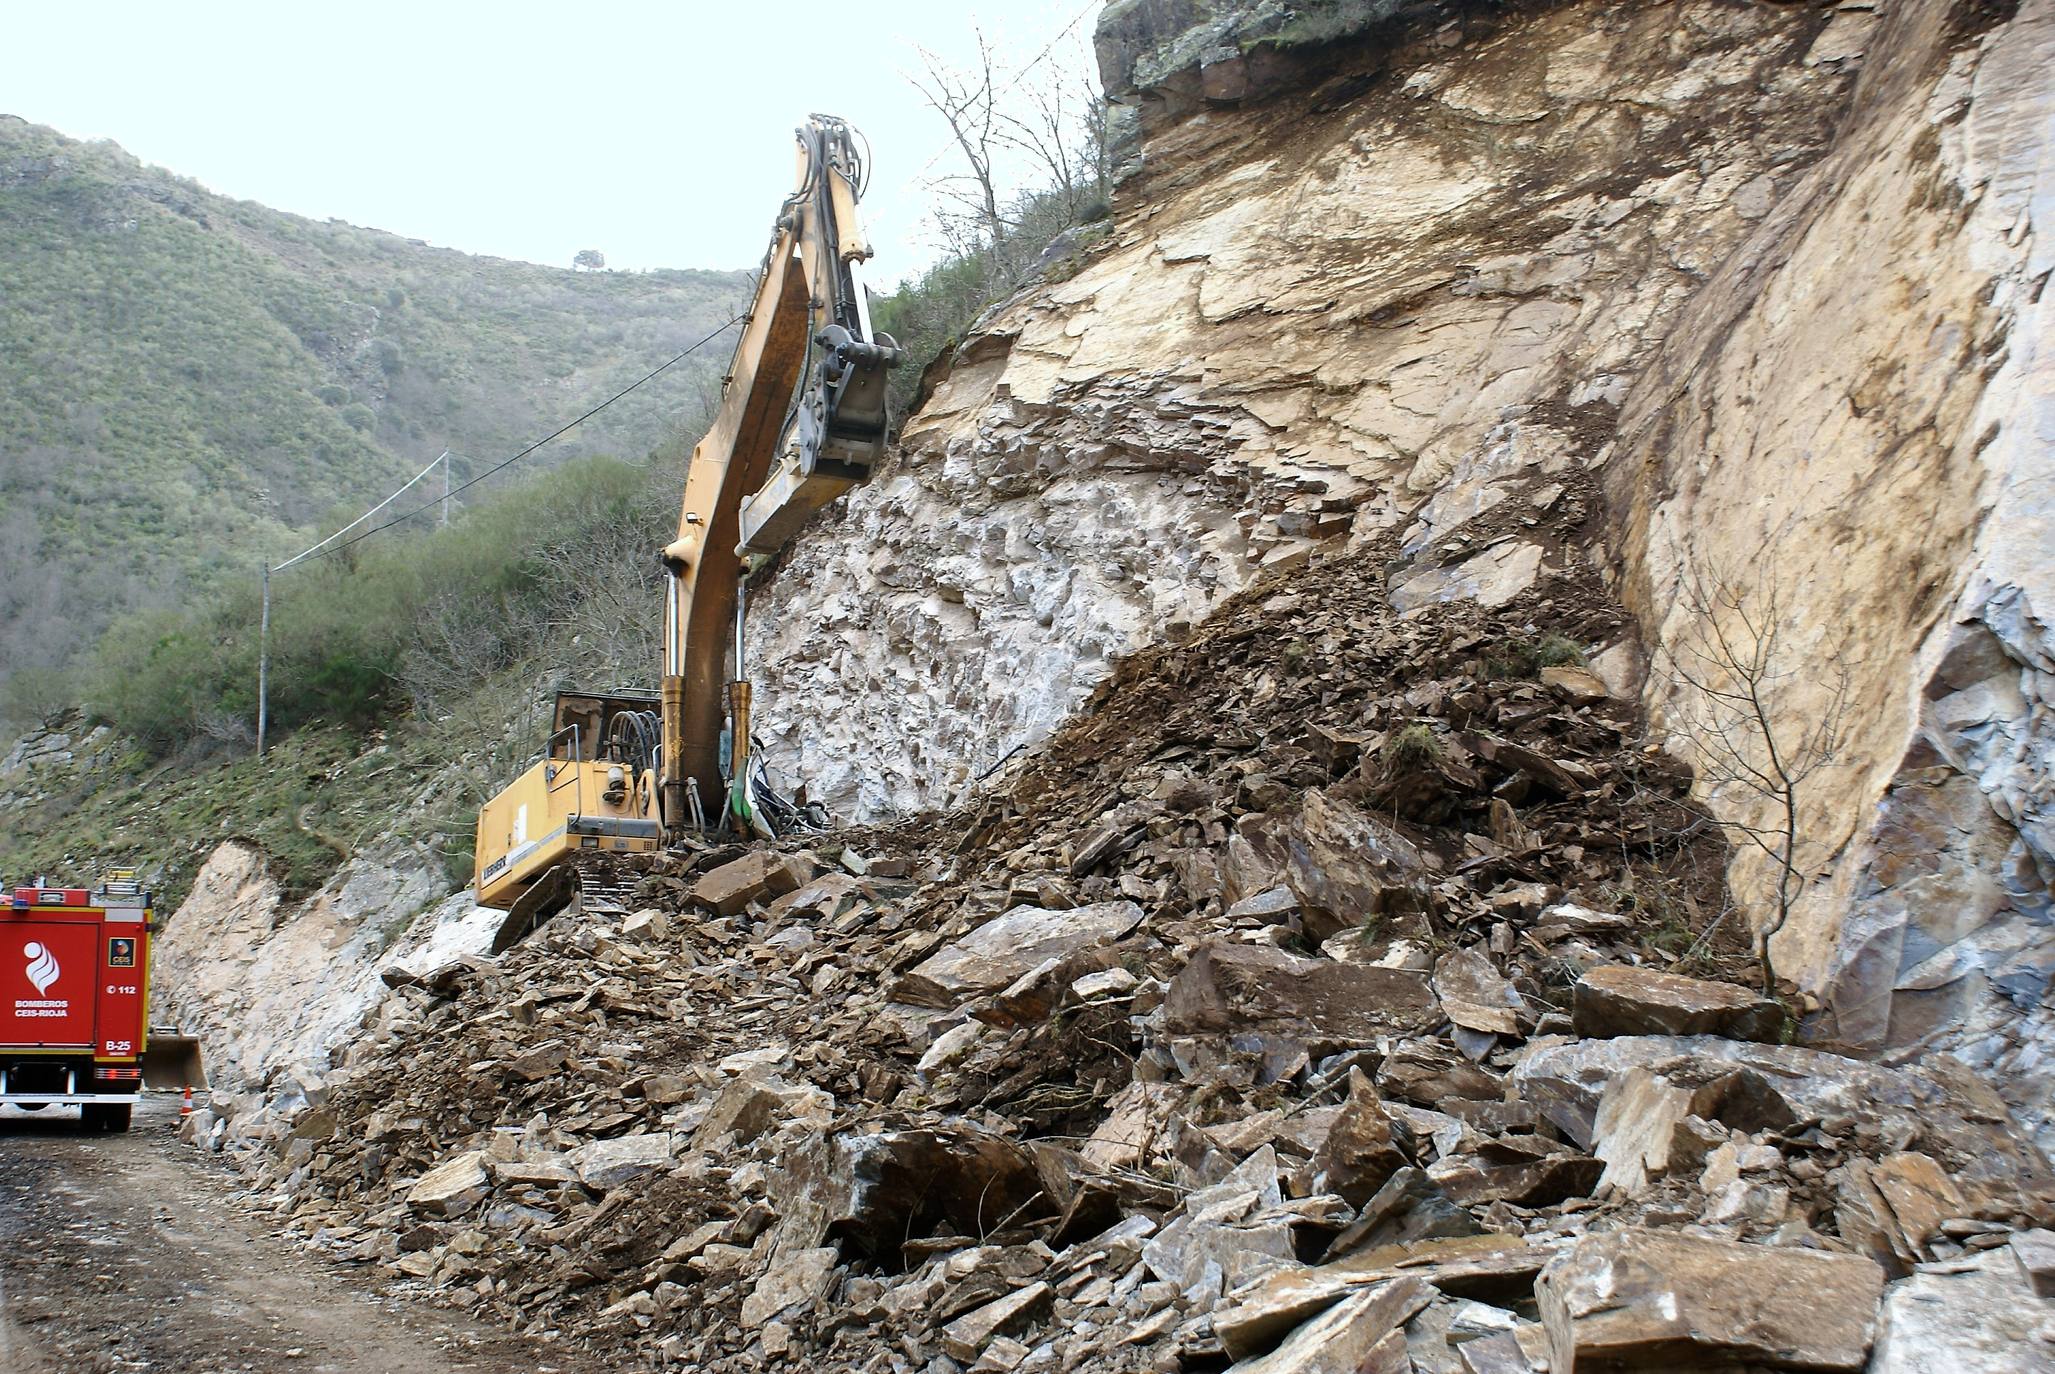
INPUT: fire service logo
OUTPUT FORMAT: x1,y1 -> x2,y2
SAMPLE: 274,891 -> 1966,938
24,941 -> 60,995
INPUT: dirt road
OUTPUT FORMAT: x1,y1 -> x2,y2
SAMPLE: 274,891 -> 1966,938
0,1096 -> 583,1374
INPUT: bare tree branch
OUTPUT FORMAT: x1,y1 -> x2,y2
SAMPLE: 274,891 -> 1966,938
1652,564 -> 1853,994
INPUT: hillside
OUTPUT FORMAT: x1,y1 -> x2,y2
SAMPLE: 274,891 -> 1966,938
2,0 -> 2051,1370
0,115 -> 746,706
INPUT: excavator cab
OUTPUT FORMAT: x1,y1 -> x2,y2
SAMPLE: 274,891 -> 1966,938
474,690 -> 662,917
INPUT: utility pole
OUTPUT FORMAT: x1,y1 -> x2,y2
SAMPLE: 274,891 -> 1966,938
439,449 -> 451,528
257,563 -> 271,758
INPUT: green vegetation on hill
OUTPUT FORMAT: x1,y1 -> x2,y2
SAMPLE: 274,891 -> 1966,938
92,450 -> 677,757
0,115 -> 745,715
2,447 -> 689,904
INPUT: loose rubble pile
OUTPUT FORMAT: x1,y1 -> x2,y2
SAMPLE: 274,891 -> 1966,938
192,538 -> 2055,1372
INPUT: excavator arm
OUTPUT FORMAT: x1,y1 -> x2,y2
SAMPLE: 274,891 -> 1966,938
658,115 -> 900,835
472,115 -> 897,922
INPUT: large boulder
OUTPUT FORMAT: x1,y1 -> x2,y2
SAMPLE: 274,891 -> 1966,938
1572,965 -> 1781,1041
406,1149 -> 490,1216
896,901 -> 1144,1008
1165,943 -> 1437,1048
771,1125 -> 1046,1267
1281,791 -> 1434,943
686,850 -> 814,916
1536,1230 -> 1884,1371
569,1132 -> 673,1191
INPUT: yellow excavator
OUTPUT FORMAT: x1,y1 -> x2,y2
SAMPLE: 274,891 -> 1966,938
474,115 -> 899,945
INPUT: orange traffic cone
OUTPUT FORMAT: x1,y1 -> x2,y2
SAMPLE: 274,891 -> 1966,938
180,1085 -> 193,1117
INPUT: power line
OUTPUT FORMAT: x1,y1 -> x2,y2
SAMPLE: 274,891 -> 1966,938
271,450 -> 449,574
255,312 -> 742,756
298,313 -> 743,563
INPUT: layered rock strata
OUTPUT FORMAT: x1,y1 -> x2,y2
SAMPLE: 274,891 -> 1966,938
750,0 -> 2055,1139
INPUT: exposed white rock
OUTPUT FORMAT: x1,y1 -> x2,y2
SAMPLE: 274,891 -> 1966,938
154,839 -> 484,1096
1867,1247 -> 2053,1372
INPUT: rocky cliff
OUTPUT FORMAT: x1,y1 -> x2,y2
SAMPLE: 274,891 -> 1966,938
751,0 -> 2053,1136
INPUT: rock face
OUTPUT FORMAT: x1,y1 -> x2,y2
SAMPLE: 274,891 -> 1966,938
754,0 -> 1867,823
153,839 -> 483,1095
1605,0 -> 2055,1153
738,0 -> 2055,1142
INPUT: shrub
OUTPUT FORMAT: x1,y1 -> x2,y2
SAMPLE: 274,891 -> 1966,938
0,664 -> 77,730
1382,722 -> 1442,774
1484,633 -> 1587,680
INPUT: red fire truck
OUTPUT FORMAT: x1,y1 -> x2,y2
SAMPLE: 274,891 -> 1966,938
1,872 -> 201,1131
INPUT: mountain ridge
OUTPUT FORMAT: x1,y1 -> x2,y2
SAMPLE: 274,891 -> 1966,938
0,114 -> 746,710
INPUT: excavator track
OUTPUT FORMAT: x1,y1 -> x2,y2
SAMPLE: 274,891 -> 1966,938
490,851 -> 653,956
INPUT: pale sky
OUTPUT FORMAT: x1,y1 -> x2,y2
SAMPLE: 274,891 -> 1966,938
0,0 -> 1103,285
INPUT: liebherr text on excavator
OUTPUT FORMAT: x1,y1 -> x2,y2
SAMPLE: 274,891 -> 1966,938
473,115 -> 900,941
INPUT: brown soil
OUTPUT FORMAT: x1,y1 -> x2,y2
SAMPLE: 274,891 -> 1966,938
0,1095 -> 596,1374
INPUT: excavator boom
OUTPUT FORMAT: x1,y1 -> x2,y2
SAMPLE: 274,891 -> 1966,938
658,114 -> 899,835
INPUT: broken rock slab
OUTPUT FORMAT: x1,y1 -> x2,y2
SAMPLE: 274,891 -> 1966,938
1539,664 -> 1611,705
1429,1137 -> 1602,1209
1166,942 -> 1437,1047
406,1150 -> 490,1216
1228,1275 -> 1431,1373
1216,1236 -> 1544,1360
1590,1064 -> 1727,1197
1305,1069 -> 1416,1207
940,1281 -> 1054,1362
1434,947 -> 1527,1037
692,1070 -> 832,1151
1572,964 -> 1782,1042
1511,1036 -> 2055,1202
1281,790 -> 1435,942
2013,1228 -> 2055,1299
1143,1146 -> 1299,1301
810,1126 -> 1046,1264
741,1245 -> 839,1329
1837,1151 -> 1972,1275
1326,1166 -> 1483,1256
1536,1229 -> 1884,1372
1868,1246 -> 2050,1373
1081,1080 -> 1180,1171
687,851 -> 812,917
570,1132 -> 673,1191
895,900 -> 1143,1008
1377,1040 -> 1503,1106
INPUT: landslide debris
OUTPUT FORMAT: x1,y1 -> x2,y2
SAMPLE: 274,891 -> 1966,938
190,521 -> 2055,1372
